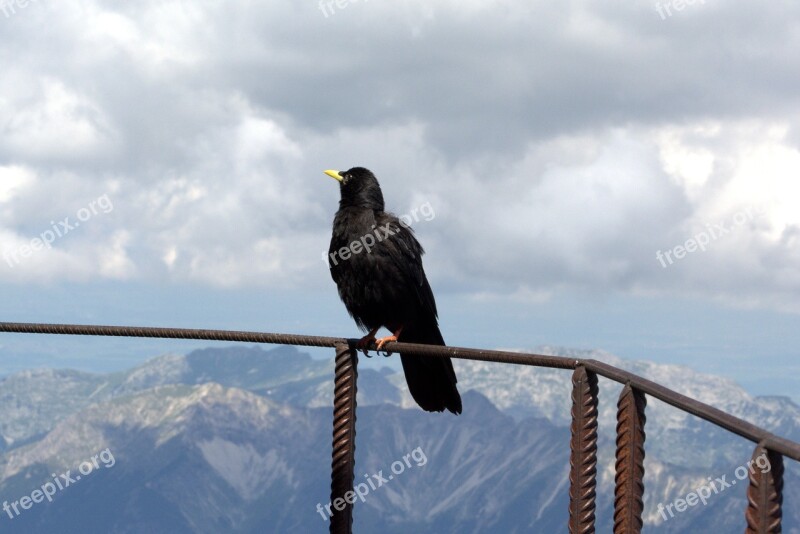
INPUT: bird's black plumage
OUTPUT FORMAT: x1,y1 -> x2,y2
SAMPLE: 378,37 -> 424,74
326,167 -> 461,414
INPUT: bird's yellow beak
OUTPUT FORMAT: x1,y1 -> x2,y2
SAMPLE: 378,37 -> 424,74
323,169 -> 343,182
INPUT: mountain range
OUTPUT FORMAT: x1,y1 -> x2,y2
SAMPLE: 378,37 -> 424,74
0,344 -> 797,533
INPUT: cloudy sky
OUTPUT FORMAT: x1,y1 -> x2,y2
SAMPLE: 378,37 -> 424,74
0,0 -> 798,399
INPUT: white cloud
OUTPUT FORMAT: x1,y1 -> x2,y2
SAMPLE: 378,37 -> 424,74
1,78 -> 117,160
0,166 -> 35,203
0,0 -> 799,313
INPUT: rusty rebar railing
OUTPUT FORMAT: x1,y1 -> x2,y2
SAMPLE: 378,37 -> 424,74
0,321 -> 798,534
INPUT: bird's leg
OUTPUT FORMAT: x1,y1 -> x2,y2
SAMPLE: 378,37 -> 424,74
356,326 -> 380,356
375,325 -> 404,355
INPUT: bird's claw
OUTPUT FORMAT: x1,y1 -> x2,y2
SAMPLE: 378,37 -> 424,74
356,335 -> 375,357
375,335 -> 397,357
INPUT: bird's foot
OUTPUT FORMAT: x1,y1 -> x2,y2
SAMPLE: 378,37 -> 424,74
356,330 -> 378,357
375,335 -> 397,356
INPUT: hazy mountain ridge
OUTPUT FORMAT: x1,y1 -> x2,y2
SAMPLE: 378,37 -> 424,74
0,346 -> 328,451
0,368 -> 122,452
0,345 -> 409,453
0,382 -> 328,533
0,383 -> 572,533
0,345 -> 797,533
452,346 -> 800,466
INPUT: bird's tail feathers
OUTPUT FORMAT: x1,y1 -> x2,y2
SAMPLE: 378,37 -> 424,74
398,322 -> 462,415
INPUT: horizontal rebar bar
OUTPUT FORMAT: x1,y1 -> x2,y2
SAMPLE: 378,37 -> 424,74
584,360 -> 800,463
1,321 -> 799,462
0,322 -> 578,369
0,321 -> 347,348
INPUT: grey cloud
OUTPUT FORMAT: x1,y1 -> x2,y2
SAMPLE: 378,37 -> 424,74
0,0 -> 799,311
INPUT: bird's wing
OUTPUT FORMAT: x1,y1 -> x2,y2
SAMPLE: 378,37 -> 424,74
375,212 -> 439,320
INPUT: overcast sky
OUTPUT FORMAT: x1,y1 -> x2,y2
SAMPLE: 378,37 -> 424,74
0,1 -> 798,399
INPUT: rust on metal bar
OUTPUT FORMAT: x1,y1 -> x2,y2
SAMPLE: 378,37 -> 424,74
330,342 -> 358,534
376,341 -> 577,370
0,321 -> 348,349
568,366 -> 599,534
1,322 -> 799,462
0,322 -> 578,370
614,384 -> 646,534
584,359 -> 800,463
745,442 -> 784,534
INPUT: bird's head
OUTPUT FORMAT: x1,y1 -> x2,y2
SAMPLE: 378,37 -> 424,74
323,167 -> 385,210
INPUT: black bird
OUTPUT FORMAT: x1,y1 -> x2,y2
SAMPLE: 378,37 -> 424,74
323,167 -> 462,414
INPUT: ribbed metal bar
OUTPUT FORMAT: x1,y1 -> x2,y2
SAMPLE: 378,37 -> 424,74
0,322 -> 576,369
584,360 -> 800,463
376,341 -> 577,369
0,321 -> 347,348
568,366 -> 599,534
330,342 -> 358,534
745,443 -> 784,534
614,384 -> 646,534
1,322 -> 799,462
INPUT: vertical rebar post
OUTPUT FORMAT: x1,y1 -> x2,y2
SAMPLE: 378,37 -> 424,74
614,384 -> 647,534
569,366 -> 599,534
330,342 -> 358,534
745,442 -> 784,534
